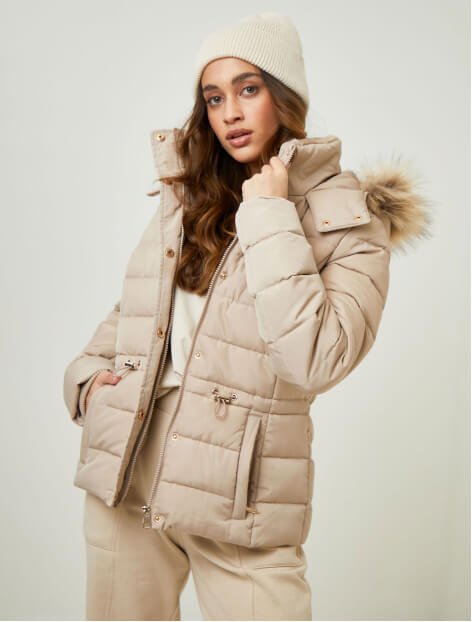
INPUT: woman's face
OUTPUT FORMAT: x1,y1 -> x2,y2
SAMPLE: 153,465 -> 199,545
201,57 -> 280,175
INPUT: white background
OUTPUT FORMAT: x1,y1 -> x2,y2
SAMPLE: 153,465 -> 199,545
0,0 -> 469,619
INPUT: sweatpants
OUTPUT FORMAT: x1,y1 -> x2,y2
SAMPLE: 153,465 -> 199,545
83,384 -> 312,621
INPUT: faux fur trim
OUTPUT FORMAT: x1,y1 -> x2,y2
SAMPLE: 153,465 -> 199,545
357,155 -> 435,255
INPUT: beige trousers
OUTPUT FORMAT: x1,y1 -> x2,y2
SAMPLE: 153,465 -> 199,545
83,385 -> 312,621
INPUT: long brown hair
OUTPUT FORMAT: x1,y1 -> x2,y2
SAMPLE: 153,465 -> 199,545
160,67 -> 308,295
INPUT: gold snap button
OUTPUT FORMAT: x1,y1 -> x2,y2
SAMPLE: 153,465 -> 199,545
165,248 -> 175,257
172,432 -> 178,439
154,132 -> 165,141
355,215 -> 361,219
322,219 -> 330,225
153,514 -> 161,522
194,351 -> 201,358
220,271 -> 227,279
137,410 -> 144,421
156,327 -> 165,338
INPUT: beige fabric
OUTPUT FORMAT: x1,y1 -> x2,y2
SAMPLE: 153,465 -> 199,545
78,283 -> 205,407
84,384 -> 311,621
64,128 -> 431,548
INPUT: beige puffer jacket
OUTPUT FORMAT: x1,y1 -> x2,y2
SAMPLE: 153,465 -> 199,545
63,129 -> 432,548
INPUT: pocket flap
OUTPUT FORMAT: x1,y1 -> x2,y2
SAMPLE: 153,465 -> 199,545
307,188 -> 371,232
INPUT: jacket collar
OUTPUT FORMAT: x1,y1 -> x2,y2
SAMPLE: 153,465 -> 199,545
147,128 -> 343,196
147,128 -> 433,253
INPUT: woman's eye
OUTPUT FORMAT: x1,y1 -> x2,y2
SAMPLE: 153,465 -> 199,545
207,95 -> 221,106
206,85 -> 259,106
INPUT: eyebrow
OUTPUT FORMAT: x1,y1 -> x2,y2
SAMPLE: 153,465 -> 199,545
201,72 -> 262,94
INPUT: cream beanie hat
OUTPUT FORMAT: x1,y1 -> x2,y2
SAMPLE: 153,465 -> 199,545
193,12 -> 310,108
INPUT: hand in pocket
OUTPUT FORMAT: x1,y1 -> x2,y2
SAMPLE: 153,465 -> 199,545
85,371 -> 121,415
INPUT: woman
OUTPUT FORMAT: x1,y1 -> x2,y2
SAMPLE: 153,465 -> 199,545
63,12 -> 432,621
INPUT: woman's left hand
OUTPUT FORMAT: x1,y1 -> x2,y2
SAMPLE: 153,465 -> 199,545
242,156 -> 289,202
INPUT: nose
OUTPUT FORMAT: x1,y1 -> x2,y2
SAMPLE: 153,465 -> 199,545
223,95 -> 243,124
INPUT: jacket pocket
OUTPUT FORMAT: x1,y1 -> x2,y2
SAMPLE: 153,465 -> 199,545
80,384 -> 115,462
79,384 -> 106,464
79,361 -> 140,464
232,414 -> 261,519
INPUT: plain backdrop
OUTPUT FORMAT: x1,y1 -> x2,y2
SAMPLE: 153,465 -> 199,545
0,0 -> 469,620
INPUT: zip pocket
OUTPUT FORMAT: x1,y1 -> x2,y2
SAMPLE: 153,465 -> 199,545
232,414 -> 261,519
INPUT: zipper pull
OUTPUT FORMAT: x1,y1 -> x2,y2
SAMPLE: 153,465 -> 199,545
141,505 -> 152,528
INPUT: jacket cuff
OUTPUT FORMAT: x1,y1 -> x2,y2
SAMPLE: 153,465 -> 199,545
235,196 -> 319,295
235,196 -> 307,252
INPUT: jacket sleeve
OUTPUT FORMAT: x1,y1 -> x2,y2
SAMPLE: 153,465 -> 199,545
63,300 -> 120,427
235,195 -> 390,396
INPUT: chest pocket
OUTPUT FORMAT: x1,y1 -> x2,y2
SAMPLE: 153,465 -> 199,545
307,187 -> 371,232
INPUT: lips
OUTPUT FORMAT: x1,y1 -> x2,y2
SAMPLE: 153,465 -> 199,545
226,129 -> 252,140
227,132 -> 253,148
226,129 -> 253,149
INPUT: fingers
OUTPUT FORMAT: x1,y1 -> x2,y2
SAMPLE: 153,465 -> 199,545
269,155 -> 287,170
261,157 -> 286,173
97,370 -> 122,386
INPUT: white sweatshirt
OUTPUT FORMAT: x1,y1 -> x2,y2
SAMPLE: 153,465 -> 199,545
156,283 -> 206,397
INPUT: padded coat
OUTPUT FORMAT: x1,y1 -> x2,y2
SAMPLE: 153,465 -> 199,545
63,129 -> 432,547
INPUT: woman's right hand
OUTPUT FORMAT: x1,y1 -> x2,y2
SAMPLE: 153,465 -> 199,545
85,371 -> 122,414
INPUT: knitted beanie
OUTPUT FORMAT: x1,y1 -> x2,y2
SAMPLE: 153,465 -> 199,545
192,12 -> 310,108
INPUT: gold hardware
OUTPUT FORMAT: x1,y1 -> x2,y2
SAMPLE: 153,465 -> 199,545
153,514 -> 161,522
322,219 -> 330,225
154,132 -> 165,141
156,327 -> 165,338
211,387 -> 238,405
171,432 -> 178,439
211,387 -> 238,419
194,351 -> 201,358
137,410 -> 144,421
165,248 -> 175,257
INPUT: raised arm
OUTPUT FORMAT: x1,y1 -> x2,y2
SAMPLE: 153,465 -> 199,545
235,191 -> 391,396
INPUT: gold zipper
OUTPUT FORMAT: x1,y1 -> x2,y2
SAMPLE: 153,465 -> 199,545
114,222 -> 185,506
141,232 -> 239,528
277,139 -> 298,169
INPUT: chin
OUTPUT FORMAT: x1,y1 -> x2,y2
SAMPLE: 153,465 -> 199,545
229,147 -> 261,164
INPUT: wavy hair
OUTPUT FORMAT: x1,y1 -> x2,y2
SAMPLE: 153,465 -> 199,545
160,67 -> 308,295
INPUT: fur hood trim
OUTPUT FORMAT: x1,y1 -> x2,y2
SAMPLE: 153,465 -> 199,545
357,155 -> 435,255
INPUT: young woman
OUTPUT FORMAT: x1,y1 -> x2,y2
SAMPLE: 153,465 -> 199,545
63,12 -> 432,621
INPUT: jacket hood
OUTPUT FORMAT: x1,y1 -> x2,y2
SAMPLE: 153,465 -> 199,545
147,128 -> 434,255
277,135 -> 434,255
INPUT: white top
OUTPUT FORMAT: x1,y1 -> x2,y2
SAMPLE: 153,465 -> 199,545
157,283 -> 206,396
